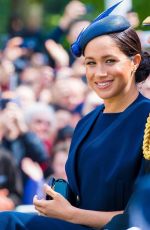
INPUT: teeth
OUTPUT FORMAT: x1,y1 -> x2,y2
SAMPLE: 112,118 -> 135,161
97,82 -> 111,87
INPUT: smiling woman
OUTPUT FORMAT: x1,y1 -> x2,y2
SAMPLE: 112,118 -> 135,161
0,1 -> 150,230
84,28 -> 143,113
84,35 -> 140,111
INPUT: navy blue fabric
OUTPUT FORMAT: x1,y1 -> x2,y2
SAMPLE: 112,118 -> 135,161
0,211 -> 93,230
66,94 -> 150,209
0,93 -> 150,229
103,174 -> 150,230
129,174 -> 150,227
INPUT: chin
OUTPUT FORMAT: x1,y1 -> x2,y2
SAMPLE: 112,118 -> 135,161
95,91 -> 114,100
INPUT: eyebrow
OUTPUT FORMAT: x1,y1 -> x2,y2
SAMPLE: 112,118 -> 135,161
85,55 -> 117,60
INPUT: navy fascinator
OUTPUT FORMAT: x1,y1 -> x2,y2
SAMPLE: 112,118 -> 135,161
71,1 -> 131,57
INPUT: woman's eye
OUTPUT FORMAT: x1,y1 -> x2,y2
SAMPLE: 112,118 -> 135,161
106,59 -> 116,64
86,61 -> 96,65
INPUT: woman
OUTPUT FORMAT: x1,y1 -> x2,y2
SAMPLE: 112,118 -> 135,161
0,2 -> 150,230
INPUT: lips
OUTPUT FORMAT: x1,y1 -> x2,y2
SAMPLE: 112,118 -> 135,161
96,80 -> 113,89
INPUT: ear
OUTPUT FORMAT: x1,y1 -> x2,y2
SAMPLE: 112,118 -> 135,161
132,54 -> 141,70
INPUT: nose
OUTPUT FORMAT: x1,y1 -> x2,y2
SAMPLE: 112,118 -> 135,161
95,64 -> 107,77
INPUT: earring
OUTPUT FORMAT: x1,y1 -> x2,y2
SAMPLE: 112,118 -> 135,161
131,67 -> 136,76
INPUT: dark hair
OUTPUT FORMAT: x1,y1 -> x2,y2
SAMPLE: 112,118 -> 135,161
56,125 -> 74,142
109,27 -> 150,83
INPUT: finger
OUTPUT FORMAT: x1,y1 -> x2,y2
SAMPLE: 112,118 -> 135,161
43,184 -> 57,199
34,198 -> 48,216
33,195 -> 44,204
38,212 -> 47,217
33,195 -> 40,206
33,195 -> 38,203
35,205 -> 46,216
33,195 -> 46,208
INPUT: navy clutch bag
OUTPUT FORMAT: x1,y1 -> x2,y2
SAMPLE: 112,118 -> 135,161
46,177 -> 77,206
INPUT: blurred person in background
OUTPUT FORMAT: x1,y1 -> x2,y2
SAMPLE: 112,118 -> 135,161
7,7 -> 44,53
24,102 -> 57,156
50,143 -> 68,180
125,9 -> 140,29
38,65 -> 55,105
0,95 -> 50,179
22,143 -> 69,183
126,10 -> 150,51
54,125 -> 74,151
45,0 -> 89,69
14,85 -> 36,110
29,52 -> 49,68
0,58 -> 16,91
55,109 -> 73,130
7,14 -> 25,38
45,39 -> 70,69
125,9 -> 150,51
138,76 -> 150,99
19,65 -> 55,102
21,143 -> 69,204
0,147 -> 23,210
50,77 -> 87,128
137,16 -> 150,99
3,36 -> 29,66
45,39 -> 87,82
0,36 -> 29,90
19,66 -> 42,100
47,0 -> 87,47
44,1 -> 89,89
19,100 -> 58,204
82,91 -> 104,116
45,18 -> 90,67
51,77 -> 87,112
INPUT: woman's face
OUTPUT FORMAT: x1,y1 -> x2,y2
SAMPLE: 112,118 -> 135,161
84,35 -> 136,101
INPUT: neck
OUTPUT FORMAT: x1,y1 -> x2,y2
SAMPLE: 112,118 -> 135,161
103,89 -> 139,113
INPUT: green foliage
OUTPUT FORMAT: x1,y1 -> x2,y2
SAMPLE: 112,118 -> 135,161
43,0 -> 103,31
44,0 -> 69,14
0,0 -> 149,35
0,0 -> 11,33
133,0 -> 150,30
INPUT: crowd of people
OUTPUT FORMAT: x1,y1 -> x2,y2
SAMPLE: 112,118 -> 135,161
0,0 -> 149,221
0,0 -> 103,210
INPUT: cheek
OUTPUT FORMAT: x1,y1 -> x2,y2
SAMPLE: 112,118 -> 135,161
86,69 -> 94,86
86,77 -> 93,90
109,64 -> 132,81
115,62 -> 132,75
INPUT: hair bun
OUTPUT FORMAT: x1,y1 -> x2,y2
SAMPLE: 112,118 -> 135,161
135,51 -> 150,82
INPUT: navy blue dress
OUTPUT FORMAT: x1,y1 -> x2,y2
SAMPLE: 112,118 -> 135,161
0,93 -> 150,230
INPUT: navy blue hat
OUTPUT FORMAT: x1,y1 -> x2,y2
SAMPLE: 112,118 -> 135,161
71,1 -> 131,57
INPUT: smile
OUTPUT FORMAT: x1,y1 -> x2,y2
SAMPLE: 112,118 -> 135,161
96,81 -> 113,89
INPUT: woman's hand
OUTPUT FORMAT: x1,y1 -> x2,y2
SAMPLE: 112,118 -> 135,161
33,184 -> 74,221
33,184 -> 123,228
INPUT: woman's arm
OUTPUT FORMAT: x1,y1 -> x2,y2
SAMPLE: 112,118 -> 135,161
69,207 -> 123,229
33,184 -> 123,229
